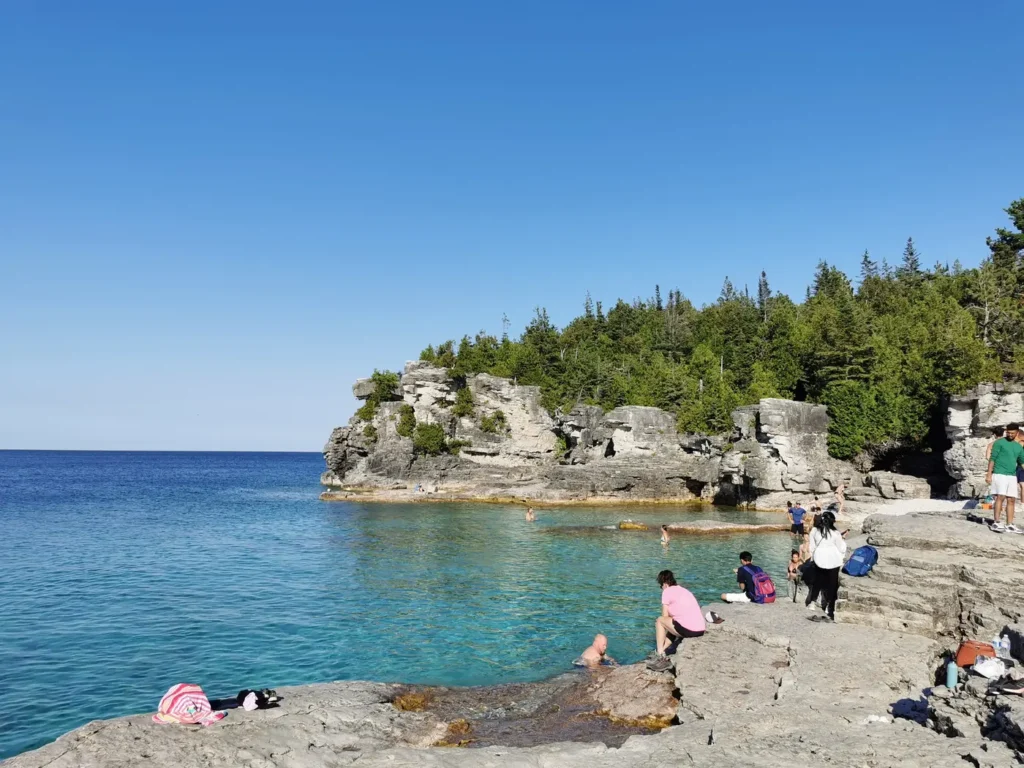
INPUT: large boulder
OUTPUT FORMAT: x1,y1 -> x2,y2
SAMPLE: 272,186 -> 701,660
944,384 -> 1024,497
599,406 -> 678,456
727,399 -> 858,499
866,471 -> 931,500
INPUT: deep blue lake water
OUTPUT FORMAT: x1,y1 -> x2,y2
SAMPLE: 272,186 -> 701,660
0,450 -> 794,759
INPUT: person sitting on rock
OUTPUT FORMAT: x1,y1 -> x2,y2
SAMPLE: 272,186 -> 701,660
721,551 -> 764,603
799,531 -> 811,562
647,570 -> 705,672
577,633 -> 618,667
787,501 -> 807,536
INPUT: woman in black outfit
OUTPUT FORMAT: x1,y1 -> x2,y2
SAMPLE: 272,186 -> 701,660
804,510 -> 847,621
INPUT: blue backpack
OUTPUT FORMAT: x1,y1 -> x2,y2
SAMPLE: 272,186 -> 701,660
843,545 -> 878,577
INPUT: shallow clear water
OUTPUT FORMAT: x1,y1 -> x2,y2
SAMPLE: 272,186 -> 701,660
0,451 -> 794,759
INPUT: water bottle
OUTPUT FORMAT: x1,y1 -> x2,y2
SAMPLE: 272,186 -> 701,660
1000,635 -> 1012,659
946,659 -> 958,689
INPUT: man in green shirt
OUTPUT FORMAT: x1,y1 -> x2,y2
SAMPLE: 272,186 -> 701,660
987,423 -> 1024,532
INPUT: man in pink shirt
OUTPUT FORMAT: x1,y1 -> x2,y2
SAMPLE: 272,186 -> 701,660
648,569 -> 706,672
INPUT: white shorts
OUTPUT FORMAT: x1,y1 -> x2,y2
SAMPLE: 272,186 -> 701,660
722,592 -> 751,603
991,474 -> 1018,498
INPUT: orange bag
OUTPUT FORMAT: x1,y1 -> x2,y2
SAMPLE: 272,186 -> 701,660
955,640 -> 996,668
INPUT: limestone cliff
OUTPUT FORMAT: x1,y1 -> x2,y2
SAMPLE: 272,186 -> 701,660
945,382 -> 1024,498
322,362 -> 898,507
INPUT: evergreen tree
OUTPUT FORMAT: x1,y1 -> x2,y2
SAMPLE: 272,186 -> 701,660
413,199 -> 1021,458
900,237 -> 921,277
757,271 -> 771,322
860,250 -> 878,281
720,277 -> 736,302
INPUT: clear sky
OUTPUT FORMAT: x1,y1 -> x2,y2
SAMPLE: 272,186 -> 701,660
2,1 -> 1022,451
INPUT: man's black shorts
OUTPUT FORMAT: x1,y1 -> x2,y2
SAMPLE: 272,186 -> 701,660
791,523 -> 805,535
671,621 -> 705,639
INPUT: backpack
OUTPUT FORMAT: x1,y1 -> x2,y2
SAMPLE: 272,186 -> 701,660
842,545 -> 878,577
741,564 -> 776,604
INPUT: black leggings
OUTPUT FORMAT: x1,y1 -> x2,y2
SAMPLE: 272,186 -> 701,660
806,566 -> 840,619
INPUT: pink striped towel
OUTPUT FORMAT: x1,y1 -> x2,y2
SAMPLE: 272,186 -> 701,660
152,683 -> 226,726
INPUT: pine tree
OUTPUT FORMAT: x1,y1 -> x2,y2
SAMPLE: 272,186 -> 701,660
901,237 -> 921,276
720,277 -> 736,302
584,292 -> 594,319
654,284 -> 663,311
859,250 -> 878,281
757,271 -> 771,322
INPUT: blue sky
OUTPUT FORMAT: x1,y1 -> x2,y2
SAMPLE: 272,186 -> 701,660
2,1 -> 1022,450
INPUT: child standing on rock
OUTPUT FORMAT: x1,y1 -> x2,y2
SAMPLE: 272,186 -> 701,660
786,550 -> 803,602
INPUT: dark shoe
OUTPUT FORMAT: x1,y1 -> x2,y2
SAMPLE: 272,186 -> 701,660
646,655 -> 673,672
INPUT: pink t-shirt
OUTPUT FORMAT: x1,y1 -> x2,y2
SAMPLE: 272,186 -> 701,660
662,585 -> 705,632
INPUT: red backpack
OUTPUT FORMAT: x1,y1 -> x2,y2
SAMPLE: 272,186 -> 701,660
741,565 -> 776,604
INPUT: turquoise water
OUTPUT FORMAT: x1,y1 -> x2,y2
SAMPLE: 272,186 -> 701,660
0,451 -> 794,759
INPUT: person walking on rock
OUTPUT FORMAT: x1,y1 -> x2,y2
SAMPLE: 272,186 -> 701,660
805,511 -> 846,621
987,424 -> 1024,533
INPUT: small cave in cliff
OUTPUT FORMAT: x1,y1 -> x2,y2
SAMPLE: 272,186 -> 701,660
858,402 -> 955,495
604,438 -> 616,458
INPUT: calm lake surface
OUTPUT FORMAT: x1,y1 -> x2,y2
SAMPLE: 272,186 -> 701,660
0,450 -> 794,759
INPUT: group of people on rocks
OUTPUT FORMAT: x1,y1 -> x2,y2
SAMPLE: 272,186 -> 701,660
576,496 -> 850,673
986,423 -> 1024,533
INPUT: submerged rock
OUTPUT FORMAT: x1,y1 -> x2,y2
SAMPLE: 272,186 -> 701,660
612,519 -> 787,535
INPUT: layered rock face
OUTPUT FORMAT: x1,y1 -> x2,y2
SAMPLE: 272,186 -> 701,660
945,383 -> 1024,498
840,511 -> 1024,639
323,363 -> 879,506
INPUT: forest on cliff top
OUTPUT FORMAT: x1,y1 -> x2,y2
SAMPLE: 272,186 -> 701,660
414,198 -> 1024,461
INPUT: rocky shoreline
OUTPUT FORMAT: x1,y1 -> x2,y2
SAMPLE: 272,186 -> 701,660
9,509 -> 1024,767
321,363 -> 1020,511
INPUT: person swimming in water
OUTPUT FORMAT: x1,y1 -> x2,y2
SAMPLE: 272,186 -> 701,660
577,633 -> 617,667
525,507 -> 536,521
660,525 -> 670,544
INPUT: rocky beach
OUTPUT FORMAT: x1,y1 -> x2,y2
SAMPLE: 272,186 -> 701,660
9,507 -> 1024,767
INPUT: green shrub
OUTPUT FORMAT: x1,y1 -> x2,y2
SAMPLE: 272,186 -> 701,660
356,369 -> 400,422
480,409 -> 508,434
452,387 -> 475,418
448,439 -> 472,455
821,380 -> 874,460
362,424 -> 378,443
413,423 -> 447,455
396,404 -> 416,438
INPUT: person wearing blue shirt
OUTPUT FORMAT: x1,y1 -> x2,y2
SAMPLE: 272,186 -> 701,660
787,500 -> 807,536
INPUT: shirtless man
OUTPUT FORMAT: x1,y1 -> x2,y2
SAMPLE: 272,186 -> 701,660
578,634 -> 617,667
